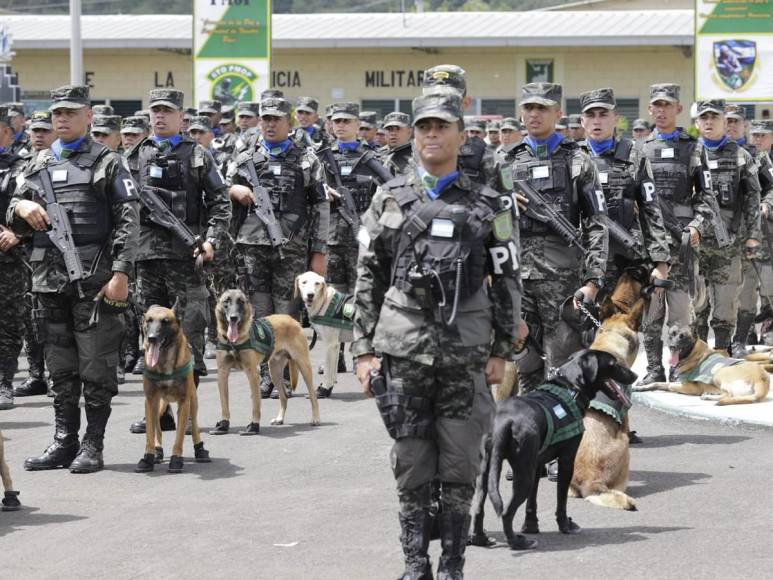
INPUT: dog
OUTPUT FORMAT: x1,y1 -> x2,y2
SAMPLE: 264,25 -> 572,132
295,271 -> 355,398
634,324 -> 770,405
213,289 -> 320,435
135,305 -> 211,473
1,431 -> 21,511
485,349 -> 637,550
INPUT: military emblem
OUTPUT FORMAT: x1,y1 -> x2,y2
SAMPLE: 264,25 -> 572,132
492,210 -> 514,242
431,71 -> 450,81
712,40 -> 757,91
342,304 -> 355,321
207,63 -> 258,105
499,166 -> 514,191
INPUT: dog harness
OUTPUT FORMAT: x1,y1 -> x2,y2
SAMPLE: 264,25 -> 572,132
526,383 -> 585,454
675,352 -> 743,384
143,359 -> 194,382
217,318 -> 275,358
589,384 -> 633,425
310,291 -> 355,331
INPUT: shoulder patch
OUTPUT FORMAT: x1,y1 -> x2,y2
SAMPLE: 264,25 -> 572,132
492,209 -> 514,241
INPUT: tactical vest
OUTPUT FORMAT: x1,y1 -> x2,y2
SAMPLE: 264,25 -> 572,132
590,139 -> 637,229
701,142 -> 741,210
32,143 -> 113,249
643,134 -> 696,205
675,352 -> 743,384
333,148 -> 379,213
389,177 -> 492,307
0,153 -> 21,227
458,136 -> 487,184
139,141 -> 202,229
512,142 -> 577,235
525,383 -> 585,454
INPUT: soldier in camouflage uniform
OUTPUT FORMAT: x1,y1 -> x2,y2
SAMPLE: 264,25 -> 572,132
358,111 -> 380,150
353,91 -> 521,579
28,111 -> 56,157
227,97 -> 329,399
568,114 -> 586,144
465,118 -> 485,142
9,86 -> 139,472
199,100 -> 237,158
382,112 -> 414,177
0,106 -> 32,409
632,118 -> 652,144
92,104 -> 114,116
639,84 -> 710,384
495,117 -> 522,161
509,83 -> 608,392
120,116 -> 149,181
90,115 -> 122,152
293,97 -> 329,150
219,105 -> 237,137
233,102 -> 262,156
691,100 -> 761,353
5,103 -> 32,157
725,105 -> 754,153
134,109 -> 151,126
555,116 -> 570,139
182,107 -> 196,134
128,89 -> 231,434
485,120 -> 501,152
749,120 -> 773,344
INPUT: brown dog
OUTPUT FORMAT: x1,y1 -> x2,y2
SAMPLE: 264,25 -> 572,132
135,305 -> 211,473
634,324 -> 770,405
213,289 -> 320,435
1,431 -> 21,510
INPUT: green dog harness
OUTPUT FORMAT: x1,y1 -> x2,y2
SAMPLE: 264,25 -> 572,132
589,384 -> 633,425
310,291 -> 355,331
217,318 -> 275,357
143,359 -> 194,382
526,383 -> 585,454
676,352 -> 743,384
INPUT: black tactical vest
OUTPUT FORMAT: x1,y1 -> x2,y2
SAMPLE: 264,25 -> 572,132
643,134 -> 696,204
458,136 -> 487,184
333,148 -> 380,213
590,139 -> 637,229
702,142 -> 741,209
512,142 -> 577,235
32,143 -> 113,248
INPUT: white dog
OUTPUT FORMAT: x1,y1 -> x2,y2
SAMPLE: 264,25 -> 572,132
295,271 -> 355,398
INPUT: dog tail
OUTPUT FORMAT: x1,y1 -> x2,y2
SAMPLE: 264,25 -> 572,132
585,491 -> 637,511
487,418 -> 512,518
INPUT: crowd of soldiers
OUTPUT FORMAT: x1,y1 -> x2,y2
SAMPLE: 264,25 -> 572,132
0,63 -> 771,579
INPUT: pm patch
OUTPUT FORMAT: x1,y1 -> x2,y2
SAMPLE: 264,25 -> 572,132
492,210 -> 514,241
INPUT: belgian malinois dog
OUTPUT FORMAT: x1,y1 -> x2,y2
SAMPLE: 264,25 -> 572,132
1,431 -> 21,511
135,305 -> 211,474
213,289 -> 320,435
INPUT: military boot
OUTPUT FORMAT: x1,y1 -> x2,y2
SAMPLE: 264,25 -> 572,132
130,405 -> 176,434
70,405 -> 111,474
25,404 -> 80,470
0,359 -> 16,410
437,511 -> 471,580
731,311 -> 756,358
132,353 -> 145,375
337,343 -> 347,373
713,328 -> 732,353
260,362 -> 274,398
398,510 -> 434,580
637,335 -> 665,385
695,322 -> 709,343
14,345 -> 49,397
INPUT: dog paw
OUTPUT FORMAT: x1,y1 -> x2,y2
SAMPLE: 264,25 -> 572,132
240,422 -> 260,436
469,532 -> 496,548
311,419 -> 321,426
270,418 -> 284,425
521,520 -> 540,534
168,455 -> 184,473
212,419 -> 230,435
194,442 -> 211,462
135,454 -> 155,473
558,518 -> 581,534
154,446 -> 164,464
1,491 -> 21,511
507,534 -> 538,550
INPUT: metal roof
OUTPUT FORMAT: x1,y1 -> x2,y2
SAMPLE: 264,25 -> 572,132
2,10 -> 694,51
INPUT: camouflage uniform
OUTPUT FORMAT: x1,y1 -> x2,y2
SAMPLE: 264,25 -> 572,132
511,83 -> 608,393
136,90 -> 231,378
381,112 -> 415,178
200,100 -> 237,158
293,97 -> 330,151
6,103 -> 32,157
692,101 -> 762,350
8,86 -> 139,472
353,92 -> 521,578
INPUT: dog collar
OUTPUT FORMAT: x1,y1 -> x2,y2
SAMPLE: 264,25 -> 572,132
309,291 -> 355,331
143,359 -> 194,382
217,318 -> 275,357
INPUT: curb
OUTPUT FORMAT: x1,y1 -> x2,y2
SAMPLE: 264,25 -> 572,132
633,391 -> 773,430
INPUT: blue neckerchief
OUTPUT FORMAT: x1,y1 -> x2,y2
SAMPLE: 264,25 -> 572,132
587,137 -> 615,156
736,137 -> 747,147
260,138 -> 292,158
0,147 -> 5,155
416,166 -> 459,200
212,127 -> 221,137
15,131 -> 24,142
51,136 -> 87,161
655,128 -> 682,142
700,136 -> 729,150
337,140 -> 359,151
524,133 -> 564,159
152,134 -> 182,151
303,126 -> 315,135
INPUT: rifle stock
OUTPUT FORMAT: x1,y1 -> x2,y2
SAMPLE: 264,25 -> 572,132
321,147 -> 360,241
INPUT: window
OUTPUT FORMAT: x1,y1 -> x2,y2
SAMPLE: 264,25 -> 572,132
481,99 -> 516,117
566,97 -> 640,137
109,100 -> 143,118
361,100 -> 396,119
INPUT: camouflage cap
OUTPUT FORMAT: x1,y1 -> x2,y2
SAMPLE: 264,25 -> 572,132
724,104 -> 746,121
487,120 -> 501,132
568,114 -> 582,128
330,102 -> 360,121
325,104 -> 334,119
500,117 -> 521,131
92,104 -> 114,116
260,97 -> 292,117
376,124 -> 386,135
29,110 -> 53,131
632,118 -> 651,131
237,101 -> 260,117
555,116 -> 569,129
422,64 -> 467,97
649,83 -> 680,104
188,115 -> 213,132
696,99 -> 726,116
359,111 -> 378,129
521,83 -> 562,107
0,106 -> 12,126
150,89 -> 184,111
183,107 -> 197,120
750,119 -> 772,134
383,112 -> 411,129
91,114 -> 121,134
120,116 -> 148,134
134,110 -> 151,123
221,105 -> 235,122
198,100 -> 222,114
296,97 -> 319,114
466,118 -> 486,132
49,85 -> 90,110
579,87 -> 616,113
260,89 -> 284,100
4,102 -> 25,117
412,92 -> 463,125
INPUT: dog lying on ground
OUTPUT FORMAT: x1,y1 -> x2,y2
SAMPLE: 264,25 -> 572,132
1,431 -> 21,511
295,271 -> 355,398
486,350 -> 637,550
634,324 -> 770,405
212,289 -> 320,435
135,305 -> 211,473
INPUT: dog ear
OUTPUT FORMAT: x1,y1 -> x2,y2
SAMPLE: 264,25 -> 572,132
293,275 -> 301,299
171,297 -> 182,321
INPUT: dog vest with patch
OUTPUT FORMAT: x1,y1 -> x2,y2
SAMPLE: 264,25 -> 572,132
676,352 -> 744,384
589,386 -> 632,425
310,291 -> 355,331
217,318 -> 275,357
525,383 -> 585,454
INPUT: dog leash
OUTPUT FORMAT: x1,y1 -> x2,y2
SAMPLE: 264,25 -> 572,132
573,290 -> 601,329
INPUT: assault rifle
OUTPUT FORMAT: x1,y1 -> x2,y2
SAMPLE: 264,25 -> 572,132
243,161 -> 288,259
699,148 -> 732,248
601,215 -> 647,260
514,179 -> 588,255
37,167 -> 87,298
139,185 -> 206,274
320,147 -> 360,241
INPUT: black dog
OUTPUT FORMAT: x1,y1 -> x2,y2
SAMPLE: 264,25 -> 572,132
482,349 -> 637,550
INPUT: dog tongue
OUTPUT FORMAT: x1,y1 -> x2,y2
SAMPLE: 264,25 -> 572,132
668,349 -> 680,368
146,342 -> 160,368
227,321 -> 240,344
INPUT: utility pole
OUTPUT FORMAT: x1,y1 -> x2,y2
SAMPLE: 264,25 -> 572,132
70,0 -> 83,85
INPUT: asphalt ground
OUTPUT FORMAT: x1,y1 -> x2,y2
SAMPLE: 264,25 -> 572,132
2,342 -> 773,580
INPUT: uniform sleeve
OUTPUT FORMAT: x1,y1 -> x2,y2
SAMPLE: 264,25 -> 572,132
199,147 -> 232,244
635,154 -> 671,263
352,187 -> 397,357
306,152 -> 330,254
103,153 -> 140,274
760,154 -> 773,207
576,154 -> 608,282
7,169 -> 38,236
740,148 -> 762,242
